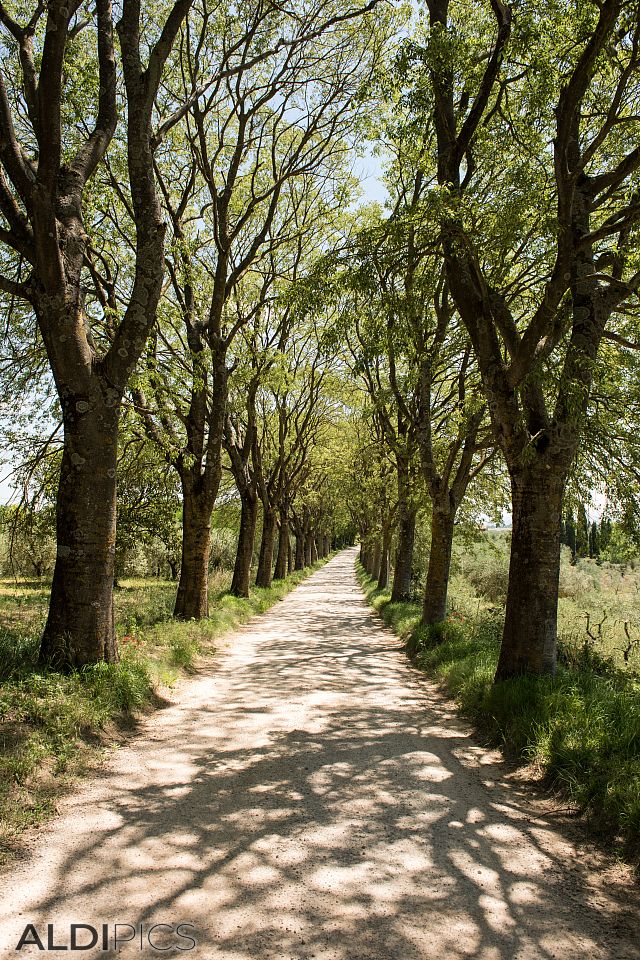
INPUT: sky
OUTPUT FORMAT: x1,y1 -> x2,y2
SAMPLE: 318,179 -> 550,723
357,148 -> 388,206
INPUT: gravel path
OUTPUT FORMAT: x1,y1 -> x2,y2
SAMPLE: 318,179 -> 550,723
1,549 -> 638,959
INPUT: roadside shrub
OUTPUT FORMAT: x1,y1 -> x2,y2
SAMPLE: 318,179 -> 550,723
168,632 -> 199,669
409,617 -> 467,656
462,548 -> 509,602
209,528 -> 237,571
81,657 -> 153,713
559,552 -> 598,599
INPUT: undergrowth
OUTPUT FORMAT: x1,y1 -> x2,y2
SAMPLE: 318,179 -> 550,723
357,563 -> 640,847
0,561 -> 327,860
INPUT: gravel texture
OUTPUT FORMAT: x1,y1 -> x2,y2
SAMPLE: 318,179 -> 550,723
1,548 -> 638,959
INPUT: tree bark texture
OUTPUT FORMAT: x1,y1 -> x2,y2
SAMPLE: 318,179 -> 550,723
371,539 -> 382,582
174,479 -> 212,619
422,506 -> 455,626
377,524 -> 392,590
273,508 -> 289,580
40,390 -> 120,667
256,508 -> 277,588
392,504 -> 416,601
230,492 -> 258,598
495,470 -> 565,679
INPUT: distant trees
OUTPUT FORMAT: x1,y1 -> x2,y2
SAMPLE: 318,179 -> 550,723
0,0 -> 387,662
130,0 -> 383,619
562,507 -> 597,561
558,508 -> 640,565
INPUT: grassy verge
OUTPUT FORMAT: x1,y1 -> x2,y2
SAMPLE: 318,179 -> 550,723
0,560 -> 328,861
357,563 -> 640,849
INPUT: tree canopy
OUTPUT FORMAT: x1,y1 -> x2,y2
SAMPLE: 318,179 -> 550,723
1,0 -> 639,681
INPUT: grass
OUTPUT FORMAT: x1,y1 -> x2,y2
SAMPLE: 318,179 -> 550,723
357,562 -> 640,850
0,561 -> 328,861
450,536 -> 640,672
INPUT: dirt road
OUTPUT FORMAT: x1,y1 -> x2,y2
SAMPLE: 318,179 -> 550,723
1,549 -> 638,959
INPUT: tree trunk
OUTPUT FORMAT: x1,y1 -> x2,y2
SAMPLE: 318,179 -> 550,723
295,532 -> 305,570
230,492 -> 258,597
311,536 -> 319,564
168,558 -> 179,581
40,395 -> 120,668
378,524 -> 392,590
256,508 -> 277,588
422,506 -> 455,626
174,480 -> 212,619
495,470 -> 565,680
304,533 -> 313,567
287,538 -> 293,574
371,539 -> 382,582
274,508 -> 289,580
322,534 -> 330,557
392,503 -> 417,602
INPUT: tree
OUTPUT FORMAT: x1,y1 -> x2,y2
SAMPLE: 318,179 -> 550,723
337,213 -> 493,623
132,0 -> 384,617
576,503 -> 590,558
589,521 -> 599,559
421,0 -> 640,677
251,320 -> 336,587
0,0 -> 193,665
600,516 -> 613,552
564,509 -> 577,561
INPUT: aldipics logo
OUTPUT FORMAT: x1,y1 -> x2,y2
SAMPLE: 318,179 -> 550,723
14,922 -> 197,952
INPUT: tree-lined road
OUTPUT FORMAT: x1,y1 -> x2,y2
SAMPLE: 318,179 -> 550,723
1,551 -> 638,959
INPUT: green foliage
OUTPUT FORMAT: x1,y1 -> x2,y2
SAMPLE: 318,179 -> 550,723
0,505 -> 56,578
601,526 -> 638,565
455,536 -> 511,604
114,434 -> 182,580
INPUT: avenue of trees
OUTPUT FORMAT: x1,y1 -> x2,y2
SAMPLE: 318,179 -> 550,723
1,0 -> 640,682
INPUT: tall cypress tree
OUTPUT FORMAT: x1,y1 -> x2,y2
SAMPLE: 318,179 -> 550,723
564,510 -> 577,561
600,517 -> 613,551
576,504 -> 589,558
589,521 -> 600,559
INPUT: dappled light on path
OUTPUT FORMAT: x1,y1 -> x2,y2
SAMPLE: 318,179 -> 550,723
0,550 -> 638,959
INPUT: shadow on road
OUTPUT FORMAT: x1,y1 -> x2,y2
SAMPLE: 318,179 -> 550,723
2,551 -> 638,960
